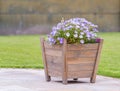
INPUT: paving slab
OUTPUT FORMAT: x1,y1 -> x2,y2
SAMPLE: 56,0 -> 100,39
0,69 -> 120,91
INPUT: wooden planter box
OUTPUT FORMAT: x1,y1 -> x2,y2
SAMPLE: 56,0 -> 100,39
40,38 -> 103,84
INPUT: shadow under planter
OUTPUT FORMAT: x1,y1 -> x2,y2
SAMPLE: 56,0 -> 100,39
40,38 -> 103,84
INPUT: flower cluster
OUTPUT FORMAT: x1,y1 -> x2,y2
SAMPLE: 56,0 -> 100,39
48,18 -> 100,44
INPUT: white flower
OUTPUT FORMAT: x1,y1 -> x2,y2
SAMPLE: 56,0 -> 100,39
75,25 -> 80,29
48,18 -> 99,44
66,32 -> 70,37
74,31 -> 78,34
94,33 -> 97,37
80,40 -> 84,44
87,37 -> 90,40
80,32 -> 84,35
79,35 -> 83,38
74,34 -> 78,38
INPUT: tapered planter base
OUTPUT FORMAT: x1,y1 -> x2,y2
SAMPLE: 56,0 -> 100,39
40,38 -> 103,84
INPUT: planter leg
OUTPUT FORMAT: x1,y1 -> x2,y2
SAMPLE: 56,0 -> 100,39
62,79 -> 68,84
46,75 -> 51,82
73,78 -> 78,81
90,76 -> 96,83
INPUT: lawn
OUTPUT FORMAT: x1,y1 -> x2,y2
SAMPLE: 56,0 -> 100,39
0,32 -> 120,78
0,35 -> 44,68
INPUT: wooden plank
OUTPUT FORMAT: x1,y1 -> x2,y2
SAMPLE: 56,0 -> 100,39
68,71 -> 92,78
48,69 -> 62,77
47,65 -> 62,73
47,61 -> 63,72
67,57 -> 96,64
68,62 -> 95,66
67,50 -> 97,58
40,38 -> 51,81
45,48 -> 62,57
68,64 -> 94,71
62,39 -> 68,84
46,55 -> 62,63
91,39 -> 104,83
67,43 -> 99,51
44,42 -> 62,50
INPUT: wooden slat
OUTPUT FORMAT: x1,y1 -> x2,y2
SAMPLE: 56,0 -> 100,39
67,57 -> 96,64
48,69 -> 62,77
62,39 -> 68,84
67,50 -> 97,58
40,38 -> 51,81
47,60 -> 63,71
44,42 -> 62,50
47,65 -> 62,73
91,39 -> 104,83
67,43 -> 99,51
68,64 -> 94,72
47,60 -> 63,77
68,71 -> 92,78
45,48 -> 62,57
46,55 -> 62,63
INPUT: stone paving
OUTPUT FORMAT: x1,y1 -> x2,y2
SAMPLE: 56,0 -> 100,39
0,69 -> 120,91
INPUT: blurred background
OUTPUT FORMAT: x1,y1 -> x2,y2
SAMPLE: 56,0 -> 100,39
0,0 -> 120,35
0,0 -> 120,77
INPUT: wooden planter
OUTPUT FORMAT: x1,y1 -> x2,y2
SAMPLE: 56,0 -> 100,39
40,38 -> 103,84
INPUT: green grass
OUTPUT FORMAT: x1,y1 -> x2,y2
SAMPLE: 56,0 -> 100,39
97,32 -> 120,78
0,35 -> 44,68
0,32 -> 120,78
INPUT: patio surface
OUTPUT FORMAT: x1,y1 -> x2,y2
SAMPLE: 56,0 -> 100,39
0,69 -> 120,91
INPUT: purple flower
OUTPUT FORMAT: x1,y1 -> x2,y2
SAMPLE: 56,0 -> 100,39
81,23 -> 85,27
63,25 -> 73,31
91,33 -> 97,38
59,38 -> 64,44
52,26 -> 57,31
57,37 -> 64,44
48,17 -> 100,44
96,38 -> 101,43
86,32 -> 91,38
48,37 -> 56,44
56,23 -> 64,30
93,28 -> 98,32
50,30 -> 57,36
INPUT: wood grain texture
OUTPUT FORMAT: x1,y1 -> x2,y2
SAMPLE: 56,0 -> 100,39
62,39 -> 68,84
44,42 -> 62,50
91,39 -> 104,83
67,50 -> 98,58
68,64 -> 94,71
46,55 -> 62,63
45,48 -> 62,57
41,38 -> 103,84
67,43 -> 99,51
68,71 -> 93,78
40,38 -> 51,81
47,60 -> 63,72
67,57 -> 96,64
48,69 -> 62,77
